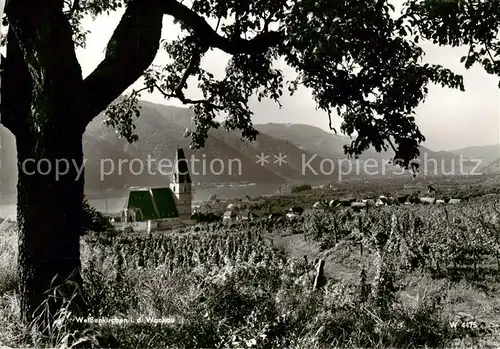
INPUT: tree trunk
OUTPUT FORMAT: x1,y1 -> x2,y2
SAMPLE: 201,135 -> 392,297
3,0 -> 88,326
3,0 -> 163,328
16,126 -> 85,326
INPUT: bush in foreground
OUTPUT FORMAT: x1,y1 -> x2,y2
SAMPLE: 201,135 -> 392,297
82,198 -> 114,234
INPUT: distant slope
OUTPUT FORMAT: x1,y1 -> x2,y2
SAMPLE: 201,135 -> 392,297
210,129 -> 338,181
143,101 -> 336,181
82,135 -> 159,190
0,126 -> 161,194
0,101 -> 485,194
0,126 -> 17,194
255,123 -> 475,176
254,123 -> 348,160
85,103 -> 286,186
451,144 -> 500,164
480,158 -> 500,174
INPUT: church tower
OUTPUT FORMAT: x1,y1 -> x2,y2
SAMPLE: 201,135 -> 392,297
170,148 -> 192,219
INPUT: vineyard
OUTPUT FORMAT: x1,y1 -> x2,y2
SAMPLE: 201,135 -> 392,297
0,195 -> 500,348
301,197 -> 500,281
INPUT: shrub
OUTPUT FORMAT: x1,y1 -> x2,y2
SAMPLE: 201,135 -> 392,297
191,212 -> 222,223
291,184 -> 312,194
82,198 -> 114,234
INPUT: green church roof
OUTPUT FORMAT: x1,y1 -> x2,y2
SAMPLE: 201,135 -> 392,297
151,187 -> 179,218
125,187 -> 179,221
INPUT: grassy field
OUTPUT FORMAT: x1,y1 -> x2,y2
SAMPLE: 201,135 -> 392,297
0,184 -> 500,348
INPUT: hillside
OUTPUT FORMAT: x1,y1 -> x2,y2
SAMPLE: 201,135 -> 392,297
85,102 -> 335,185
255,123 -> 352,160
480,158 -> 500,175
82,135 -> 164,190
255,123 -> 477,176
0,126 -> 17,194
0,101 -> 489,195
0,101 -> 333,194
145,102 -> 348,181
85,103 -> 287,186
451,144 -> 500,165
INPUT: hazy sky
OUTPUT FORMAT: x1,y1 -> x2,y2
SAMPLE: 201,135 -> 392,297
4,0 -> 499,151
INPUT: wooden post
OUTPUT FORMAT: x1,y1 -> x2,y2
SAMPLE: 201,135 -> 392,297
313,259 -> 325,290
359,216 -> 363,256
391,213 -> 397,236
333,217 -> 338,245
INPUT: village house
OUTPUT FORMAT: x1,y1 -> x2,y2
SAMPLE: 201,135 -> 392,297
286,206 -> 304,220
237,209 -> 257,221
223,210 -> 238,221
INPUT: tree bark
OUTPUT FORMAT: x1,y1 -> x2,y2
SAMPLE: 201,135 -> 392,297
16,124 -> 86,326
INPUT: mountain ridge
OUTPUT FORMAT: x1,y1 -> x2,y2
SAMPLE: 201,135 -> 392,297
0,100 -> 492,194
450,144 -> 500,165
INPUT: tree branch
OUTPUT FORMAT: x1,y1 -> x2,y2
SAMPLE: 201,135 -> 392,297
82,0 -> 284,127
154,82 -> 223,110
174,45 -> 205,95
81,0 -> 163,125
69,0 -> 80,15
161,0 -> 285,54
153,43 -> 224,109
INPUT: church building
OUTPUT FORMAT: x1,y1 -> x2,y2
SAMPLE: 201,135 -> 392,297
121,148 -> 193,225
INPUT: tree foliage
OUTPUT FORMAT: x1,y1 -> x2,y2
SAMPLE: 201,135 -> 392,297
404,0 -> 500,80
291,184 -> 312,193
2,0 -> 499,169
82,197 -> 114,233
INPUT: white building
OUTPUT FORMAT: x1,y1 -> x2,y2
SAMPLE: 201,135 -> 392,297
169,148 -> 192,220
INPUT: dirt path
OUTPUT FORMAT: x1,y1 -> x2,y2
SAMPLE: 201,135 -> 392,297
266,232 -> 360,281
